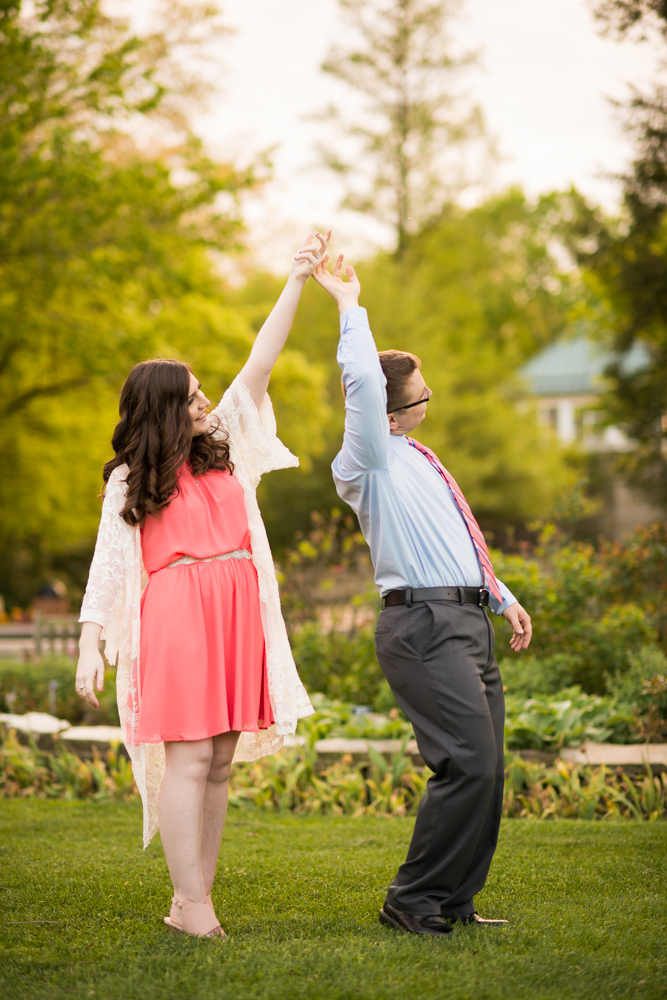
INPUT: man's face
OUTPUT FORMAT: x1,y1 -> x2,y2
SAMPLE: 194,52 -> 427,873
388,369 -> 432,436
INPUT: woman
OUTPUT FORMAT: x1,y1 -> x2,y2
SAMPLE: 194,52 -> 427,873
75,232 -> 328,938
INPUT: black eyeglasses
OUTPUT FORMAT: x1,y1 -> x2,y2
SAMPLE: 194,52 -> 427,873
393,391 -> 433,412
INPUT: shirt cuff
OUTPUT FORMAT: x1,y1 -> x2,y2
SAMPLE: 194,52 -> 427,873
488,579 -> 518,617
340,306 -> 369,332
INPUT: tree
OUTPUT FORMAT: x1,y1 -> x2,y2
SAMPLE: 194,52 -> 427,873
566,2 -> 667,502
235,189 -> 576,549
0,1 -> 330,607
0,0 -> 256,425
593,1 -> 667,36
355,191 -> 576,532
318,0 -> 487,254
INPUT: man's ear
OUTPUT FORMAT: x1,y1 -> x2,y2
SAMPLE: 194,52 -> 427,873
388,412 -> 398,432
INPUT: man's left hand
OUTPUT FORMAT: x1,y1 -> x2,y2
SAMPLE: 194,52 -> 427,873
502,603 -> 532,652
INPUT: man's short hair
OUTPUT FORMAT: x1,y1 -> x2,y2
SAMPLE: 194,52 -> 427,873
378,350 -> 422,413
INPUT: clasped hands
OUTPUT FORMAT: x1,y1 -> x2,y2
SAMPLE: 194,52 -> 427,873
290,230 -> 331,284
290,228 -> 361,313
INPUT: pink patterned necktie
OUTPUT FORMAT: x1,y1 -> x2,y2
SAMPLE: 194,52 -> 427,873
406,436 -> 503,603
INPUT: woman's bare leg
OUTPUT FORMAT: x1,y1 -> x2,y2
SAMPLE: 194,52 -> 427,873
158,738 -> 214,902
201,731 -> 240,895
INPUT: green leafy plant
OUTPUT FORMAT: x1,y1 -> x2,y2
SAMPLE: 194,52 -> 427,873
503,753 -> 667,821
492,523 -> 665,693
0,657 -> 119,726
2,726 -> 665,820
504,687 -> 635,750
0,729 -> 136,801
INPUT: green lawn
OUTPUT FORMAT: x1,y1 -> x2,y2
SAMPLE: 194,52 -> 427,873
0,802 -> 665,1000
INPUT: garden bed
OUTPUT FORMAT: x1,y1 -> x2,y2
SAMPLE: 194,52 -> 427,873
2,723 -> 666,821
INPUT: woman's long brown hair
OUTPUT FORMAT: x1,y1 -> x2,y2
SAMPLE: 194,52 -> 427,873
103,359 -> 233,526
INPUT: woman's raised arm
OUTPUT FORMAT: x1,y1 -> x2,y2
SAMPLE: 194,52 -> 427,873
238,231 -> 330,409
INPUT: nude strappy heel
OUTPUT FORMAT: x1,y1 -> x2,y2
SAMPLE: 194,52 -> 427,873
164,896 -> 226,938
164,893 -> 215,930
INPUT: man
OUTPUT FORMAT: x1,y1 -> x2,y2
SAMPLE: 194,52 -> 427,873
313,253 -> 532,938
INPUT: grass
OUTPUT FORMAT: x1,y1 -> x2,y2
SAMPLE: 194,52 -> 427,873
0,802 -> 666,1000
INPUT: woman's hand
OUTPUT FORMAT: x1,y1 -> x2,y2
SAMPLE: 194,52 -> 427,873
289,230 -> 330,285
238,228 -> 332,409
312,252 -> 361,314
75,622 -> 105,709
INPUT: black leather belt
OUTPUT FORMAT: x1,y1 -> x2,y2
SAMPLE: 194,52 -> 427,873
382,586 -> 490,609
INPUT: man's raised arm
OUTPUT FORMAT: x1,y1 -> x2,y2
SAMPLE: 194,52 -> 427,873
312,253 -> 389,476
336,307 -> 390,476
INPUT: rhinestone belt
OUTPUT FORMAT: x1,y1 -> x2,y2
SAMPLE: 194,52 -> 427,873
165,550 -> 251,570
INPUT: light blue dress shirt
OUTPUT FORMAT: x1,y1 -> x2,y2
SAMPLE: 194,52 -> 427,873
331,307 -> 517,616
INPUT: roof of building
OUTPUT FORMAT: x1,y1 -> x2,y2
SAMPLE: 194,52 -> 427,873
520,334 -> 649,397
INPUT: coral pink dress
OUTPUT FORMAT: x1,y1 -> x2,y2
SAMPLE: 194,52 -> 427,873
135,464 -> 273,743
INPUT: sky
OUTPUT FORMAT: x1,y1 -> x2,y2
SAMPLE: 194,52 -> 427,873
158,1 -> 663,262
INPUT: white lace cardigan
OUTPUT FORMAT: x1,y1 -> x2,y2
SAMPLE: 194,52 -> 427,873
79,376 -> 314,847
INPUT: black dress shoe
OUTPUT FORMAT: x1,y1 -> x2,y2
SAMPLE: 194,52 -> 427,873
379,902 -> 453,937
443,911 -> 508,928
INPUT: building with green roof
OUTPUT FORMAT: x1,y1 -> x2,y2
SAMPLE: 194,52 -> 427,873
520,333 -> 649,450
520,332 -> 660,537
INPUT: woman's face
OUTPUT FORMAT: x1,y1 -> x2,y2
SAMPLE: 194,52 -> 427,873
188,372 -> 211,437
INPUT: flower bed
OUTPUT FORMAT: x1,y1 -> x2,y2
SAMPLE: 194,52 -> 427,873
2,727 -> 665,821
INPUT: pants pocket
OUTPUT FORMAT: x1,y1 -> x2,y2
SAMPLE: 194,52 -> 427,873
401,603 -> 435,660
374,608 -> 393,637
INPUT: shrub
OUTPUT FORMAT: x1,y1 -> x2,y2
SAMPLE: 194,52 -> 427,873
278,509 -> 372,626
290,622 -> 386,707
298,692 -> 412,741
492,528 -> 663,693
499,654 -> 577,697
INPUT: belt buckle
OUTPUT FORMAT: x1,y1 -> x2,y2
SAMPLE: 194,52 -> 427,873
478,588 -> 489,607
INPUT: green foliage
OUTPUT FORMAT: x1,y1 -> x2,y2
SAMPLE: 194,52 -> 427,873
303,689 -> 639,750
602,520 -> 667,647
232,743 -> 667,821
504,688 -> 635,750
2,724 -> 665,821
278,508 -> 373,623
280,513 -> 667,723
0,1 -> 329,607
283,514 -> 667,714
498,654 -> 576,697
566,4 -> 667,500
277,189 -> 577,537
0,656 -> 118,725
291,624 -> 386,707
0,0 -> 251,419
503,753 -> 667,821
492,525 -> 665,692
298,692 -> 411,740
0,729 -> 135,800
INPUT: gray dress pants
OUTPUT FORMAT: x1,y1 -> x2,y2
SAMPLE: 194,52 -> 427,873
374,599 -> 505,917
